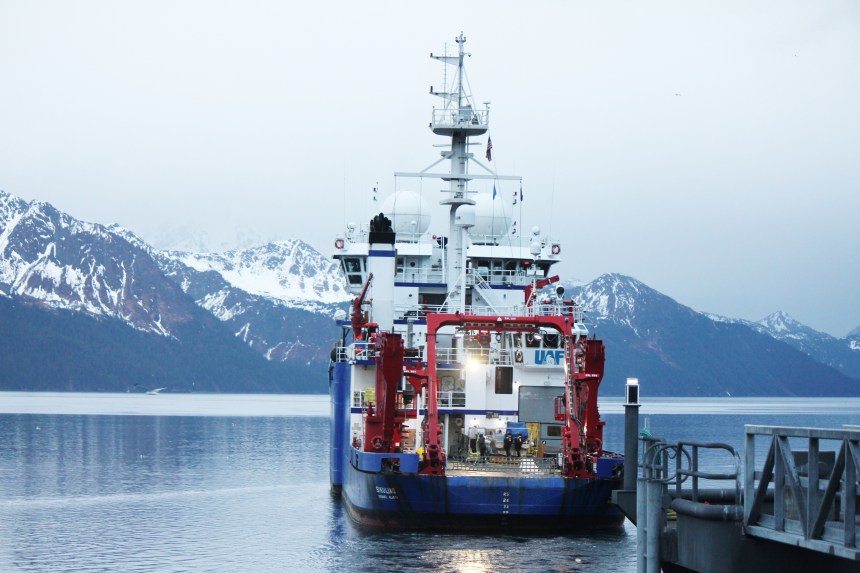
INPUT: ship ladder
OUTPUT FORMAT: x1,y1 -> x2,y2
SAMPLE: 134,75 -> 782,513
470,270 -> 500,313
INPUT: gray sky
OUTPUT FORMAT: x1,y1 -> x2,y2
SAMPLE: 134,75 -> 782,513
1,1 -> 858,337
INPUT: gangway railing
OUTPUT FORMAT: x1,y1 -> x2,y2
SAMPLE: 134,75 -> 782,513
637,435 -> 743,573
744,425 -> 860,560
640,436 -> 741,501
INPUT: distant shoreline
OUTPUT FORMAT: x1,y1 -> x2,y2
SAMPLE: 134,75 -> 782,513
2,392 -> 860,418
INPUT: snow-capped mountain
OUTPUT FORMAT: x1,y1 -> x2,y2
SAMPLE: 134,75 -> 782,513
2,189 -> 858,395
751,311 -> 860,380
698,308 -> 860,380
155,248 -> 345,366
0,190 -> 319,392
0,191 -> 190,336
561,273 -> 859,396
109,225 -> 349,365
756,310 -> 829,343
565,272 -> 702,333
168,240 -> 350,307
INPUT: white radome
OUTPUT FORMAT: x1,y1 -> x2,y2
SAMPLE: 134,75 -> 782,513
381,192 -> 432,236
467,192 -> 512,242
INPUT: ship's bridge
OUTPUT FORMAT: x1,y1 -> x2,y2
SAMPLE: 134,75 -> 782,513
430,105 -> 489,136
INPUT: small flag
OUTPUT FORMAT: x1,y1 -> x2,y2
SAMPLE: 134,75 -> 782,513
519,183 -> 523,202
486,136 -> 493,161
492,184 -> 497,200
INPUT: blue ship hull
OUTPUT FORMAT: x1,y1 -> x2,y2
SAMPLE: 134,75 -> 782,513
341,465 -> 624,532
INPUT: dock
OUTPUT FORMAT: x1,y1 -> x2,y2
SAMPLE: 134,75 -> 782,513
613,380 -> 860,573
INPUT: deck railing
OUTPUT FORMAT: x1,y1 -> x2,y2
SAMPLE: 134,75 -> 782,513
437,391 -> 466,408
431,107 -> 489,129
435,347 -> 515,366
393,303 -> 586,322
447,455 -> 559,475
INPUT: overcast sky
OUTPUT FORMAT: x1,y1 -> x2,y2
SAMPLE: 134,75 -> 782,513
1,1 -> 858,337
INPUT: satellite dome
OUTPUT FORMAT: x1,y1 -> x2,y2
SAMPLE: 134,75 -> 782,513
380,192 -> 431,236
466,192 -> 512,243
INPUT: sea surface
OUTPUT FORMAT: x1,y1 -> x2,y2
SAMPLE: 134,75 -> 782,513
1,393 -> 859,573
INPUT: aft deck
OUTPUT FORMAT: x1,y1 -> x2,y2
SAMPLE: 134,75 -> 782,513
445,455 -> 562,477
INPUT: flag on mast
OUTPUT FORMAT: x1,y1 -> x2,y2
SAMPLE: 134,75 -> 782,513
486,136 -> 493,161
492,184 -> 497,200
519,182 -> 523,202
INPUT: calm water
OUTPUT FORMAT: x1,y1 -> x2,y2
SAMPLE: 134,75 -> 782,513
1,393 -> 859,573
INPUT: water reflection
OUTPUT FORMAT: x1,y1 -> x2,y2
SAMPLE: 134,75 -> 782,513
2,397 -> 858,572
0,415 -> 330,573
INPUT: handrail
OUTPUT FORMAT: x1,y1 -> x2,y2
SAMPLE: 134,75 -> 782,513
436,391 -> 466,408
640,436 -> 741,505
676,440 -> 741,503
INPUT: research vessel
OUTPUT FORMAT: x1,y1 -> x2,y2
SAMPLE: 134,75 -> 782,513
329,33 -> 624,531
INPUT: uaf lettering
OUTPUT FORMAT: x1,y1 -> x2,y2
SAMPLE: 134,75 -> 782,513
534,350 -> 564,365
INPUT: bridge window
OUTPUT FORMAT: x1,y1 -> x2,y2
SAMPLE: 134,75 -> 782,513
343,257 -> 365,286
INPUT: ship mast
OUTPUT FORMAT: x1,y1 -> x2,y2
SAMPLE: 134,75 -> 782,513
429,33 -> 485,312
395,33 -> 520,311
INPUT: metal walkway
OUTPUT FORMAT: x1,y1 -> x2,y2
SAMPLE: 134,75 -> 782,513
744,425 -> 860,560
621,424 -> 860,573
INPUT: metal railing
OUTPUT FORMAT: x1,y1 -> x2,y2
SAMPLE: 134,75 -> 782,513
637,435 -> 742,573
435,347 -> 514,366
431,107 -> 489,129
640,436 -> 741,498
394,265 -> 446,285
336,342 -> 515,367
447,455 -> 559,475
437,391 -> 466,408
744,425 -> 860,559
465,267 -> 530,288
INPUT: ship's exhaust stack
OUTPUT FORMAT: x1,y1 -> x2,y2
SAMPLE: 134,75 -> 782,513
367,213 -> 396,331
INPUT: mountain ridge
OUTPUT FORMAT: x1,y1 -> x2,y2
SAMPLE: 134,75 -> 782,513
563,274 -> 859,396
1,189 -> 857,395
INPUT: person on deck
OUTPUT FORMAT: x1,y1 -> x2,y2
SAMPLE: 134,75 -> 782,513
478,434 -> 487,458
503,431 -> 513,459
514,433 -> 523,457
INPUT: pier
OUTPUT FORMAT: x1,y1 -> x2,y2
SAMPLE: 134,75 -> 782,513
613,380 -> 860,573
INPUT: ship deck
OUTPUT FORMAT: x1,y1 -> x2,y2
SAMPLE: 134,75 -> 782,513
444,455 -> 562,477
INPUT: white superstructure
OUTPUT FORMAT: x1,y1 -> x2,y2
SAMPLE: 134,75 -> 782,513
333,33 -> 587,459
